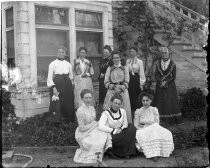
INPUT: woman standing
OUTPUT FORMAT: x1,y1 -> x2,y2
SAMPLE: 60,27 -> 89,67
74,89 -> 111,164
47,46 -> 75,123
99,45 -> 113,105
153,47 -> 181,123
126,46 -> 146,118
99,93 -> 137,158
134,92 -> 174,161
74,47 -> 95,109
103,50 -> 132,123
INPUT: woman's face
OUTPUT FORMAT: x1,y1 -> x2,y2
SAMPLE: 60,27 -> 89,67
142,96 -> 152,108
112,54 -> 121,65
79,49 -> 87,59
57,49 -> 66,59
160,48 -> 169,61
82,93 -> 92,106
103,49 -> 111,58
129,49 -> 137,58
111,98 -> 122,111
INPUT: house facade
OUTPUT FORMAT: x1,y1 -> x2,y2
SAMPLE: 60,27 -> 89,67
1,1 -> 208,119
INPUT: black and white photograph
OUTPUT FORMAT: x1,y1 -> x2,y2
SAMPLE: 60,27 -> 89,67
1,0 -> 209,167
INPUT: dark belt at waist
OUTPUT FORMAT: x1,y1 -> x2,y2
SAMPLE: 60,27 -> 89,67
129,72 -> 139,76
110,82 -> 124,85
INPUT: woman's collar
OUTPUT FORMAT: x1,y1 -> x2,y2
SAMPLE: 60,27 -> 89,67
114,62 -> 121,68
81,103 -> 91,108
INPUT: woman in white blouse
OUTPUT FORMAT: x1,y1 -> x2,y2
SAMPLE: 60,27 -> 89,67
74,89 -> 111,164
74,47 -> 95,109
47,46 -> 75,123
99,93 -> 137,158
126,46 -> 146,120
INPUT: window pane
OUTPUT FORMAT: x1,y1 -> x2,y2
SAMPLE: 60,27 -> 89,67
77,31 -> 103,82
35,6 -> 68,25
36,29 -> 69,87
6,7 -> 13,27
76,31 -> 102,57
76,10 -> 102,28
6,30 -> 15,68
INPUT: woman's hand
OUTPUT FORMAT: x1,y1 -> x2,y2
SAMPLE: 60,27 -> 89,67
113,128 -> 122,134
53,87 -> 59,97
100,73 -> 105,78
109,84 -> 115,90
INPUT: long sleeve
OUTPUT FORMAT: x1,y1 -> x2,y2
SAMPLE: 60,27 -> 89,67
155,62 -> 162,82
165,64 -> 176,85
98,112 -> 113,133
153,107 -> 160,124
123,66 -> 130,88
47,63 -> 55,87
89,61 -> 94,76
76,108 -> 96,132
139,60 -> 146,86
69,63 -> 73,80
121,109 -> 128,129
104,67 -> 111,89
134,109 -> 140,129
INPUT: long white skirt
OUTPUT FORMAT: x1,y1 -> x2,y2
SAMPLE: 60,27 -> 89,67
136,123 -> 174,158
103,89 -> 132,123
74,75 -> 95,109
73,122 -> 112,164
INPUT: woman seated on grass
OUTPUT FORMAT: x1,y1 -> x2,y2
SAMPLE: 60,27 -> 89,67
134,92 -> 174,161
73,89 -> 111,164
99,93 -> 137,159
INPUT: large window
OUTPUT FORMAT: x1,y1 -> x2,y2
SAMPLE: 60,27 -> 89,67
35,5 -> 69,87
5,7 -> 15,68
76,10 -> 103,82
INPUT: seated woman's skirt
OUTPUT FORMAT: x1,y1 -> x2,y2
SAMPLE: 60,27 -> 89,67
108,123 -> 137,157
136,123 -> 174,158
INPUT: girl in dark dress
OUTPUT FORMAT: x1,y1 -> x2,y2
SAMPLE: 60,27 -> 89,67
99,45 -> 113,105
153,47 -> 181,123
126,46 -> 146,119
99,93 -> 137,158
47,46 -> 75,123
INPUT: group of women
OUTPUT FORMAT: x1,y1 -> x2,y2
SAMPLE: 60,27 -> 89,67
47,44 -> 180,164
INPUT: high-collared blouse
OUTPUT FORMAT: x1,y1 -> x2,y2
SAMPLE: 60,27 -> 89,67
76,103 -> 97,132
98,108 -> 128,133
161,59 -> 171,71
104,63 -> 130,89
74,58 -> 94,76
126,57 -> 146,86
134,106 -> 159,129
47,59 -> 73,87
100,56 -> 112,75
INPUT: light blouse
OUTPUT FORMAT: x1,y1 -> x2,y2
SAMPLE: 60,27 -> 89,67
99,108 -> 128,133
47,59 -> 73,87
76,103 -> 97,132
134,106 -> 159,129
161,59 -> 171,71
126,57 -> 146,86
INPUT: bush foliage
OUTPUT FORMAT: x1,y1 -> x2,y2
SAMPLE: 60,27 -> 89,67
179,87 -> 207,120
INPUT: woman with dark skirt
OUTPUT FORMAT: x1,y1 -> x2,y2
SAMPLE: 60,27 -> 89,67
99,93 -> 137,158
99,45 -> 113,105
47,46 -> 75,123
153,46 -> 181,125
126,46 -> 146,119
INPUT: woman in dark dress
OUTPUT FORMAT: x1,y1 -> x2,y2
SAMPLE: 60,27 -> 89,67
99,45 -> 113,105
126,46 -> 146,118
153,47 -> 181,123
99,93 -> 137,158
47,46 -> 75,123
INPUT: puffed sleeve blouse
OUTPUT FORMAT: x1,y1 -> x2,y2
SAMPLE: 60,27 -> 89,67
99,108 -> 128,133
126,58 -> 146,86
47,59 -> 74,87
134,106 -> 159,129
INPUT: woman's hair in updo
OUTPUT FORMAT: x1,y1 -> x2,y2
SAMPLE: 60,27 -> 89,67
111,50 -> 121,58
129,46 -> 138,52
80,89 -> 92,99
79,46 -> 87,53
138,91 -> 154,103
111,93 -> 123,103
58,46 -> 67,52
103,45 -> 112,53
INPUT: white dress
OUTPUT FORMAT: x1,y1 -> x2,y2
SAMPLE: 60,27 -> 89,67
73,103 -> 112,164
134,106 -> 174,158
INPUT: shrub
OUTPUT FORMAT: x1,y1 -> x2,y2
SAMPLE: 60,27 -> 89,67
179,87 -> 207,121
